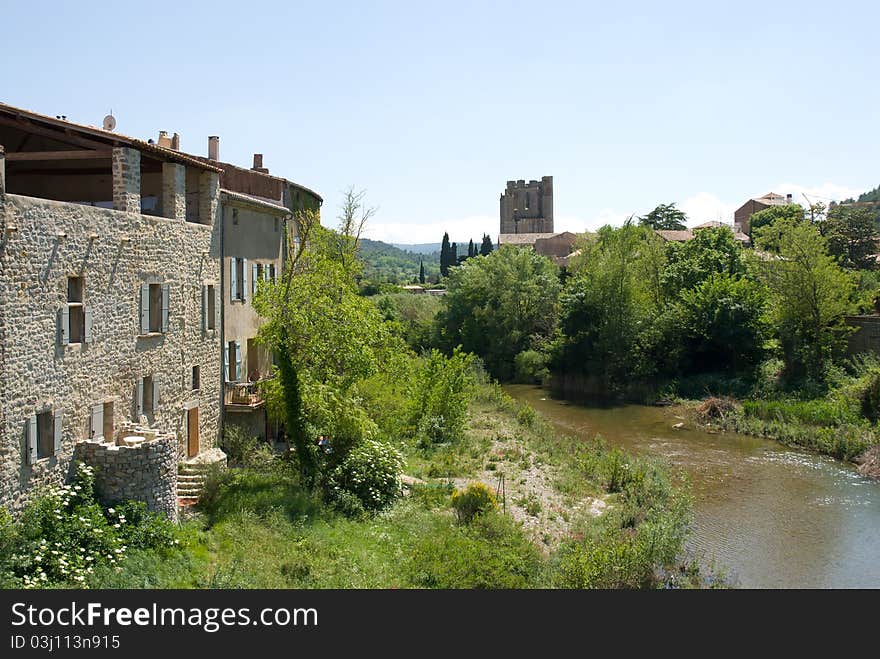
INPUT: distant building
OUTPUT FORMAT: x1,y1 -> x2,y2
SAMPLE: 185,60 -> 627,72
734,192 -> 791,235
402,285 -> 426,294
500,176 -> 553,234
655,222 -> 750,246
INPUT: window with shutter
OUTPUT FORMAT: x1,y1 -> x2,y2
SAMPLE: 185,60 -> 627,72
136,378 -> 144,418
269,263 -> 276,284
84,307 -> 93,343
27,415 -> 37,465
202,285 -> 208,331
252,263 -> 259,296
59,306 -> 70,345
152,376 -> 160,410
235,340 -> 242,381
53,409 -> 63,455
242,258 -> 249,302
206,285 -> 216,330
225,342 -> 232,382
35,410 -> 54,459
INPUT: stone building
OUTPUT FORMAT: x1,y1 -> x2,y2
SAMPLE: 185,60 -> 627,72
499,176 -> 553,234
0,103 -> 222,515
734,192 -> 792,235
0,103 -> 322,516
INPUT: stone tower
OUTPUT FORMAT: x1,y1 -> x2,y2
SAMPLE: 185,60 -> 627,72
500,176 -> 553,234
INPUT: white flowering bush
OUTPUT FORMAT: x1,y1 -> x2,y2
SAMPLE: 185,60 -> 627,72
326,440 -> 404,512
3,462 -> 178,589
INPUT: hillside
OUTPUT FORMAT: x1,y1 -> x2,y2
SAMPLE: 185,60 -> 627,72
358,238 -> 440,284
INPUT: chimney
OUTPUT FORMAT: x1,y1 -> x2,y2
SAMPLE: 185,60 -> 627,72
157,131 -> 172,148
786,193 -> 792,204
208,136 -> 220,161
252,153 -> 269,174
171,133 -> 180,150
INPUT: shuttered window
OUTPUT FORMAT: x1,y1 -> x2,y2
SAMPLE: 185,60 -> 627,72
28,409 -> 60,462
139,283 -> 170,334
60,276 -> 92,346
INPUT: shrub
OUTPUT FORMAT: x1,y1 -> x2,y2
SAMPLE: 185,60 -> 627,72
326,440 -> 405,512
220,426 -> 261,467
409,348 -> 474,445
514,350 -> 550,384
516,404 -> 537,427
450,482 -> 498,524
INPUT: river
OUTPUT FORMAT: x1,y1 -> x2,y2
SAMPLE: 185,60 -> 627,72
504,384 -> 880,588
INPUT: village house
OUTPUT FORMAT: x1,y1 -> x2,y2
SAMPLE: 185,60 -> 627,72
0,103 -> 321,517
734,192 -> 792,235
656,220 -> 751,246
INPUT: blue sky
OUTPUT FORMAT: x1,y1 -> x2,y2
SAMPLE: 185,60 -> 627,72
4,1 -> 878,243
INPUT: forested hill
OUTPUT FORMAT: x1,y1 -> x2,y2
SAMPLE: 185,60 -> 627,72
358,238 -> 440,284
841,184 -> 880,204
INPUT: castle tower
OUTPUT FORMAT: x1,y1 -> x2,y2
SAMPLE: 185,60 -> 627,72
499,176 -> 553,234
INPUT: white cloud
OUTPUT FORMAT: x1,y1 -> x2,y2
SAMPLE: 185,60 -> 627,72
771,181 -> 865,206
679,192 -> 738,226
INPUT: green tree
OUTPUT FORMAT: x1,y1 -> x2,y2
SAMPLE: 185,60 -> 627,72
438,246 -> 561,380
820,205 -> 879,270
451,242 -> 458,266
747,203 -> 804,235
440,232 -> 452,277
419,259 -> 426,284
638,203 -> 687,230
480,234 -> 494,256
753,218 -> 858,381
662,227 -> 746,298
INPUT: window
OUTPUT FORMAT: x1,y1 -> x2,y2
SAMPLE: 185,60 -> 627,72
136,375 -> 159,418
253,262 -> 261,296
90,401 -> 114,441
140,283 -> 169,334
230,258 -> 248,302
203,284 -> 217,331
269,263 -> 276,284
27,408 -> 62,463
60,276 -> 92,346
233,208 -> 239,225
274,218 -> 279,232
225,341 -> 242,382
192,365 -> 200,391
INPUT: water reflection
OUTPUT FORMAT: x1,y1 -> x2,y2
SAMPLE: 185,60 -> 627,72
505,385 -> 880,588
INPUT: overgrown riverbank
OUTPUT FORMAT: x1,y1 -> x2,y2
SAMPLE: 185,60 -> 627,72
0,383 -> 708,589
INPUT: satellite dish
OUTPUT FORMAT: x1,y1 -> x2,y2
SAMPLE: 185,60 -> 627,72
103,114 -> 116,131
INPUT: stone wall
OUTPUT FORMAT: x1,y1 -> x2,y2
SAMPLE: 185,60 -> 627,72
75,434 -> 177,520
846,315 -> 880,356
0,193 -> 221,513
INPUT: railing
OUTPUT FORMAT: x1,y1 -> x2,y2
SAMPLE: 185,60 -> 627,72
224,381 -> 265,409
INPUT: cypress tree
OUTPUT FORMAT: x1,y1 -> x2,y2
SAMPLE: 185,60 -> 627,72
419,259 -> 426,284
451,242 -> 458,267
480,234 -> 494,256
468,238 -> 475,258
440,232 -> 451,277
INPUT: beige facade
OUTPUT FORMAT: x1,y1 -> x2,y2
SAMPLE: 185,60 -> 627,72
500,176 -> 553,234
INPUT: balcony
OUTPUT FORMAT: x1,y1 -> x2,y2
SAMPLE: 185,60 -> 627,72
224,381 -> 265,412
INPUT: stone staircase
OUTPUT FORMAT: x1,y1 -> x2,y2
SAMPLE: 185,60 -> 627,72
177,447 -> 227,503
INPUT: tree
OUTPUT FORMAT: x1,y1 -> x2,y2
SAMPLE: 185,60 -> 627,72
638,203 -> 687,230
419,259 -> 426,284
438,246 -> 561,380
440,232 -> 452,277
747,203 -> 804,235
820,205 -> 879,270
662,227 -> 747,298
480,234 -> 494,256
468,239 -> 475,258
753,218 -> 858,381
451,242 -> 458,266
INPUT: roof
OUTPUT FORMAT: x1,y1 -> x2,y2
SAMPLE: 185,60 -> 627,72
219,189 -> 290,216
192,155 -> 323,204
0,101 -> 221,172
693,220 -> 726,229
498,232 -> 558,245
656,229 -> 693,242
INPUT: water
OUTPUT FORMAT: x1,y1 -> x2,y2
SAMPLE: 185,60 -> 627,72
504,384 -> 880,588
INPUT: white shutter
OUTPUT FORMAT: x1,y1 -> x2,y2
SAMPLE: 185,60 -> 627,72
230,259 -> 238,301
252,262 -> 259,296
235,341 -> 242,381
161,284 -> 170,333
27,415 -> 37,464
60,306 -> 70,345
90,403 -> 104,440
136,378 -> 144,418
224,343 -> 230,382
242,258 -> 249,302
202,285 -> 208,331
263,264 -> 270,282
140,284 -> 150,334
53,409 -> 63,455
84,307 -> 93,343
152,375 -> 160,410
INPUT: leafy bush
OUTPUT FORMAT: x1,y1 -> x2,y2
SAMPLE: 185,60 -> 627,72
409,348 -> 474,445
514,350 -> 550,384
326,439 -> 405,512
221,426 -> 264,468
450,482 -> 498,524
516,403 -> 537,427
4,463 -> 179,588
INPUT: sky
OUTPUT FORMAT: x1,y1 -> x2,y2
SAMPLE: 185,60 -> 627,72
3,1 -> 878,244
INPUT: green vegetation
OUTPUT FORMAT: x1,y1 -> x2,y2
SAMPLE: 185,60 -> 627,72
638,202 -> 687,230
358,237 -> 440,287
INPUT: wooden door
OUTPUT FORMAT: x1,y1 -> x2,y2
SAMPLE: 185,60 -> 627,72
187,407 -> 199,458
